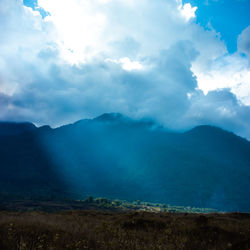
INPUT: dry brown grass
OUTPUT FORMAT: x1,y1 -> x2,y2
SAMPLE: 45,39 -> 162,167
0,210 -> 250,249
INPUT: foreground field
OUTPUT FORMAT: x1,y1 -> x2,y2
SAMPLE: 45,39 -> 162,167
0,209 -> 250,250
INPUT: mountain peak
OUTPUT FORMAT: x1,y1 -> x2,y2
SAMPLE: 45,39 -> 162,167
187,125 -> 223,133
94,113 -> 126,122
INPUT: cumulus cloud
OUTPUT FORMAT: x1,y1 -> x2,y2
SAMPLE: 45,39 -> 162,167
238,26 -> 250,63
178,3 -> 197,22
192,53 -> 250,105
192,25 -> 250,107
0,0 -> 250,139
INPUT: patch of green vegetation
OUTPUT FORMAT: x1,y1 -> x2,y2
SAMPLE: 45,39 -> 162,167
81,196 -> 218,213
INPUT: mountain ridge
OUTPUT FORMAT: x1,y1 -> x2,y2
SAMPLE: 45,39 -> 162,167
0,113 -> 250,211
1,113 -> 248,141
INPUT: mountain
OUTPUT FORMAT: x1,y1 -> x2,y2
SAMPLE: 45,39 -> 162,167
0,122 -> 36,136
0,113 -> 250,211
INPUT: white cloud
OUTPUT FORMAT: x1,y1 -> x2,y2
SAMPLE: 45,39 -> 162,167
192,53 -> 250,105
106,57 -> 143,71
178,3 -> 197,22
35,0 -> 203,65
192,25 -> 250,106
38,0 -> 108,64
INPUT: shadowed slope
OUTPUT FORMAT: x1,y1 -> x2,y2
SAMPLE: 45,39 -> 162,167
0,123 -> 69,201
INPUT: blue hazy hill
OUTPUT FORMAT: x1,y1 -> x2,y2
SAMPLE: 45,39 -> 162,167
0,113 -> 250,211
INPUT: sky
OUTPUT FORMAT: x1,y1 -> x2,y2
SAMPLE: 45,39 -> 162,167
0,0 -> 250,138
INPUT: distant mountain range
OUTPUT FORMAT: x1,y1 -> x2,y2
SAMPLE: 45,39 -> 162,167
0,113 -> 250,211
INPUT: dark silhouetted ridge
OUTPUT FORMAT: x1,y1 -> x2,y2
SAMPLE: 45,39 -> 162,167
0,122 -> 37,136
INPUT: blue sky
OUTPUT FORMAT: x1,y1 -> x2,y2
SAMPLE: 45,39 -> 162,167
23,0 -> 35,8
0,0 -> 250,139
183,0 -> 250,52
23,0 -> 48,17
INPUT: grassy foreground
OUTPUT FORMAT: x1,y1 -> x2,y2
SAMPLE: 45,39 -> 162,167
0,209 -> 250,250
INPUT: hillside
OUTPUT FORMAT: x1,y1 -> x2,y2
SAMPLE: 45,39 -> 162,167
0,113 -> 250,211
